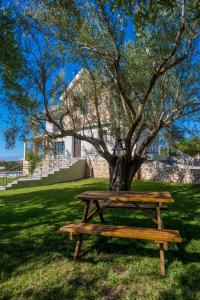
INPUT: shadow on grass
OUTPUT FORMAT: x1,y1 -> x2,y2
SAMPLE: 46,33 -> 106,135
19,270 -> 125,300
159,264 -> 200,300
0,179 -> 200,285
22,275 -> 104,300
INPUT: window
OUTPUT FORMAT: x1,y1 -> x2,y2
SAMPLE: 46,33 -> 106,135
80,99 -> 88,115
54,141 -> 65,154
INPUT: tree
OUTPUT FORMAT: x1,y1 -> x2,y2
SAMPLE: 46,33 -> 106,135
0,2 -> 24,148
6,0 -> 200,190
175,138 -> 200,157
0,2 -> 23,93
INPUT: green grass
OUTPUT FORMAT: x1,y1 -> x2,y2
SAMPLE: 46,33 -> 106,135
0,177 -> 16,186
0,179 -> 200,300
0,176 -> 28,186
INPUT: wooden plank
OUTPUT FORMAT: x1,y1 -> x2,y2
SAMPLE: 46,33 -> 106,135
97,203 -> 168,210
159,243 -> 165,276
76,191 -> 174,203
59,223 -> 182,243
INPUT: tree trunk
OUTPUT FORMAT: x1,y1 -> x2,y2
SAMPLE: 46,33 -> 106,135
109,156 -> 145,191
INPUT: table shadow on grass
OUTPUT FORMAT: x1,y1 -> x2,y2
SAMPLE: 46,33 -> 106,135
158,263 -> 200,300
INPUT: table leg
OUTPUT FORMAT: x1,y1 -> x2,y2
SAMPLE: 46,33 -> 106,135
94,200 -> 105,224
156,203 -> 168,251
159,243 -> 165,276
82,201 -> 91,222
73,234 -> 83,260
73,201 -> 91,259
156,204 -> 162,230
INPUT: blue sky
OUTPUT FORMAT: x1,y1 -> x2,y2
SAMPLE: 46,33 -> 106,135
0,115 -> 24,161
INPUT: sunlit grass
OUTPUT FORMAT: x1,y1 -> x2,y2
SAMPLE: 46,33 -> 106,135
0,177 -> 17,186
0,179 -> 199,299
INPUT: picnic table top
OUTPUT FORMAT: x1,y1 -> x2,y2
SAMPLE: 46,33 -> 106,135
76,191 -> 174,203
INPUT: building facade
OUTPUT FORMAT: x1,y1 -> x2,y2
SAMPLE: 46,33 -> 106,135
23,69 -> 162,166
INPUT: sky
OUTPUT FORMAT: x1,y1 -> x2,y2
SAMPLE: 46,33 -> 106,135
0,114 -> 24,161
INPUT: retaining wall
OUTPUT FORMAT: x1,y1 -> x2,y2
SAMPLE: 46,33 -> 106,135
89,159 -> 200,184
140,161 -> 200,184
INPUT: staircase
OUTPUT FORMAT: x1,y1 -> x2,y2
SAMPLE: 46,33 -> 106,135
1,152 -> 87,190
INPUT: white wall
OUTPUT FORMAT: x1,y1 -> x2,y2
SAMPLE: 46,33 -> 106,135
46,121 -> 54,133
64,136 -> 73,153
80,127 -> 113,159
45,125 -> 161,159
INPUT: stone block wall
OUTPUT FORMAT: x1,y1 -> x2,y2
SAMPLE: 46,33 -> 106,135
89,159 -> 200,185
24,157 -> 200,185
90,159 -> 109,178
140,161 -> 200,184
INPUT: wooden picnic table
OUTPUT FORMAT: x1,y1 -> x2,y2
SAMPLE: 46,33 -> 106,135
60,190 -> 181,276
76,191 -> 174,203
76,191 -> 173,229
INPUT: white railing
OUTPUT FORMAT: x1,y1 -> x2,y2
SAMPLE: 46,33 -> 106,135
30,149 -> 72,178
0,164 -> 24,188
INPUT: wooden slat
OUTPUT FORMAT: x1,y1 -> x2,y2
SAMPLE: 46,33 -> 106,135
76,191 -> 174,203
59,223 -> 182,243
97,203 -> 168,210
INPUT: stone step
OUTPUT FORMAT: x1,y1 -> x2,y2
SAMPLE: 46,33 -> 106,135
4,159 -> 86,190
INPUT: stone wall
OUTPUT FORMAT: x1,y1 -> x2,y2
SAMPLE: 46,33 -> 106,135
140,161 -> 200,184
89,159 -> 200,185
90,159 -> 109,178
24,156 -> 200,185
175,154 -> 200,167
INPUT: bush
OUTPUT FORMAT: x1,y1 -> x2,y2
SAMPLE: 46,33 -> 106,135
175,138 -> 200,157
26,150 -> 40,175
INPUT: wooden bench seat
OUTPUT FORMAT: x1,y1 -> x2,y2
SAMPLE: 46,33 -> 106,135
59,222 -> 182,276
60,223 -> 181,242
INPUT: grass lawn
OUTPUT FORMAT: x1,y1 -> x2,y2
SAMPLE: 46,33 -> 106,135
0,177 -> 17,186
0,179 -> 200,300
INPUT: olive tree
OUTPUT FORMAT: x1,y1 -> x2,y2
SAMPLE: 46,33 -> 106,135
8,0 -> 200,190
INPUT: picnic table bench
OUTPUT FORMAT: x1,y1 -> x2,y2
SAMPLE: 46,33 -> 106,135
60,191 -> 182,276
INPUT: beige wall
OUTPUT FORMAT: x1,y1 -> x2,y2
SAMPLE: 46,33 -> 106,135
90,159 -> 109,178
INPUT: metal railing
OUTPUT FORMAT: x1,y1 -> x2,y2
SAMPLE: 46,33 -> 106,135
0,164 -> 24,188
30,149 -> 72,178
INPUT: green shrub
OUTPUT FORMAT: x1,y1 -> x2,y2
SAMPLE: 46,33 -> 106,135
26,150 -> 40,175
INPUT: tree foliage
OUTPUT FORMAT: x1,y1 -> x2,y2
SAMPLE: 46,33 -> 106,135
0,3 -> 23,91
3,0 -> 200,189
175,138 -> 200,157
26,150 -> 40,175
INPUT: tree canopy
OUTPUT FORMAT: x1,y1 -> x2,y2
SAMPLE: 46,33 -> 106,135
2,0 -> 200,189
175,138 -> 200,157
0,3 -> 23,92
